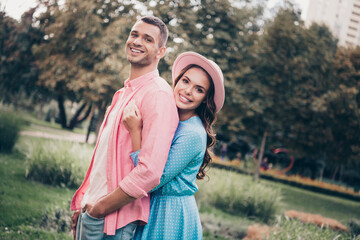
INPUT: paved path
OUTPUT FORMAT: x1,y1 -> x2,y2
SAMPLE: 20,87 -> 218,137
20,124 -> 96,144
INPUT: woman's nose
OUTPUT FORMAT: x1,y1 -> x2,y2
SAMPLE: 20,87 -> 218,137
184,87 -> 192,95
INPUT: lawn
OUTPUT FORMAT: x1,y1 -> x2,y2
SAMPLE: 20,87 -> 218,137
199,168 -> 360,224
268,180 -> 360,223
1,128 -> 359,239
0,141 -> 74,239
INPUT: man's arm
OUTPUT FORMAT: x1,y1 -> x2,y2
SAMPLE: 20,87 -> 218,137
86,90 -> 178,218
84,187 -> 135,218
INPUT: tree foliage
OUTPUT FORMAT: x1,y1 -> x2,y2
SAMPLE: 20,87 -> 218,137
0,9 -> 44,107
1,0 -> 359,181
33,0 -> 138,129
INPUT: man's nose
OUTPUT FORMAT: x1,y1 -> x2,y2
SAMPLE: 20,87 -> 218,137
133,37 -> 142,46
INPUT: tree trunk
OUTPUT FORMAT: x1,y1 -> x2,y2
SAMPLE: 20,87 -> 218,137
319,164 -> 324,182
68,103 -> 92,130
339,164 -> 344,182
332,165 -> 339,181
254,130 -> 268,181
86,108 -> 96,143
94,102 -> 107,144
38,101 -> 44,120
57,95 -> 67,129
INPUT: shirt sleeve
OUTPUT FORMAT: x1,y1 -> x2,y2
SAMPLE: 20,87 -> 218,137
151,130 -> 204,192
119,91 -> 178,198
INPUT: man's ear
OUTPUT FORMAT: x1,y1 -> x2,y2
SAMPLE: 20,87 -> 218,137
156,46 -> 166,59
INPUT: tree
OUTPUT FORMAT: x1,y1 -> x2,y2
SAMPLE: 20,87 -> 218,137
241,7 -> 359,182
144,0 -> 265,131
312,46 -> 360,180
235,6 -> 341,179
33,0 -> 138,130
0,9 -> 44,108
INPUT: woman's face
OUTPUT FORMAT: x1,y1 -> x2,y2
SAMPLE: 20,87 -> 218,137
173,67 -> 210,119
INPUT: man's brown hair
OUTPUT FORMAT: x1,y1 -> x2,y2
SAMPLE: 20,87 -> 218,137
140,16 -> 168,47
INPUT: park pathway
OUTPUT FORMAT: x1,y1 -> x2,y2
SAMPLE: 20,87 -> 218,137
20,124 -> 96,143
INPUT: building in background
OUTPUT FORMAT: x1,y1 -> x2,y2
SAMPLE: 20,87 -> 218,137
305,0 -> 360,46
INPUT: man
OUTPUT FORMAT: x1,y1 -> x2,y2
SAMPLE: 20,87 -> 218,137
71,16 -> 179,239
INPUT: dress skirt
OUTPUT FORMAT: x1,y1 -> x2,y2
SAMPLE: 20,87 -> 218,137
134,193 -> 202,240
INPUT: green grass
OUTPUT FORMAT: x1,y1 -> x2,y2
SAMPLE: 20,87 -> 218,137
2,117 -> 359,240
200,211 -> 249,239
197,168 -> 360,239
0,110 -> 26,153
268,216 -> 356,240
0,226 -> 72,240
196,168 -> 282,223
21,112 -> 88,135
199,168 -> 360,224
264,180 -> 360,224
24,138 -> 93,188
0,138 -> 73,239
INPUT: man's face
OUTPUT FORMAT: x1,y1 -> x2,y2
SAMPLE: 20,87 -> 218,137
125,20 -> 163,67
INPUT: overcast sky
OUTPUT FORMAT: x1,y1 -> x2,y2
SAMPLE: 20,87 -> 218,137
0,0 -> 309,21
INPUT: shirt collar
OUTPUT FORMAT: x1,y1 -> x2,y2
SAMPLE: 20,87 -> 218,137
124,69 -> 159,89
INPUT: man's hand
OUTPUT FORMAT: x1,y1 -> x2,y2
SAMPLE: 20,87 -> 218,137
83,202 -> 105,219
71,210 -> 80,240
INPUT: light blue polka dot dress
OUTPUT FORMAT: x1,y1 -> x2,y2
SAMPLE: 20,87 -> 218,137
130,116 -> 206,240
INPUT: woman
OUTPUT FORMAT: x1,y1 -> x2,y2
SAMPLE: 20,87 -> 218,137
122,52 -> 225,239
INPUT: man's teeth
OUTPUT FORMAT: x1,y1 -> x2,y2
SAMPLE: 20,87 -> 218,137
132,49 -> 141,53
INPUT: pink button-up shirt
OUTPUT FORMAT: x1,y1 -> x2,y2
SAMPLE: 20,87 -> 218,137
71,70 -> 179,235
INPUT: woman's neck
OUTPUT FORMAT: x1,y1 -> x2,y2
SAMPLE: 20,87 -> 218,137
178,110 -> 197,121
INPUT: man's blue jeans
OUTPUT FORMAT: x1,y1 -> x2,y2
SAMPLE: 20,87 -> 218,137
75,211 -> 136,240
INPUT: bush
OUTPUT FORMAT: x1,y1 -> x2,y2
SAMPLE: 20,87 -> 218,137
348,218 -> 360,237
197,168 -> 282,223
40,206 -> 72,233
0,110 -> 25,152
25,139 -> 93,188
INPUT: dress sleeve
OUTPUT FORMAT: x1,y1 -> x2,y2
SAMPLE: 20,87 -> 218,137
151,130 -> 204,192
130,150 -> 141,167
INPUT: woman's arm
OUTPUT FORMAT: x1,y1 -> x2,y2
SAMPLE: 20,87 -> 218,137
122,100 -> 142,152
130,129 -> 205,192
151,130 -> 204,192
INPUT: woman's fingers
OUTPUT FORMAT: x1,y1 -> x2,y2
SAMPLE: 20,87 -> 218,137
122,100 -> 142,131
133,104 -> 141,119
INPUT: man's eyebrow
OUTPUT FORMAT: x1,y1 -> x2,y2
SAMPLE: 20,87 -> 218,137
144,34 -> 155,40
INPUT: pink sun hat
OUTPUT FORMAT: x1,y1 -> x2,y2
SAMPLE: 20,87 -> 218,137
172,52 -> 225,112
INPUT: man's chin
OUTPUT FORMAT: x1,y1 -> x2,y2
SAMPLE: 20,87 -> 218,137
128,59 -> 150,68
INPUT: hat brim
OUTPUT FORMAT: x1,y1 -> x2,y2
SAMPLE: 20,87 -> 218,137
172,52 -> 225,112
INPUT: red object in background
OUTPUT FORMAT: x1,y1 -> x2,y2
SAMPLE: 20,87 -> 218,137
271,147 -> 288,154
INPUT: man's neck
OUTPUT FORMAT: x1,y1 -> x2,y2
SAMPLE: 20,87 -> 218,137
129,64 -> 157,81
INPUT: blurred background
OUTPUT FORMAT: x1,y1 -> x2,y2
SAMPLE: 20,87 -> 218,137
0,0 -> 359,239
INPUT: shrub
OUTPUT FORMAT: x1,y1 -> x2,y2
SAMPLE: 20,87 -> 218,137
197,168 -> 282,223
25,139 -> 93,188
0,110 -> 25,152
201,212 -> 248,239
348,218 -> 360,237
40,206 -> 72,233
